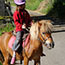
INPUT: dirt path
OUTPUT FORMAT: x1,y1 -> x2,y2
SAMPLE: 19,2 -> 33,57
15,32 -> 65,65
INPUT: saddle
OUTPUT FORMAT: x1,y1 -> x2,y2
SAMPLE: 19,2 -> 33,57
8,29 -> 30,49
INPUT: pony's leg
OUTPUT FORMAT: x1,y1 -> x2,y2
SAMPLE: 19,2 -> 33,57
3,53 -> 9,65
34,60 -> 40,65
34,57 -> 40,65
1,48 -> 9,65
24,56 -> 29,65
0,51 -> 4,63
20,60 -> 22,64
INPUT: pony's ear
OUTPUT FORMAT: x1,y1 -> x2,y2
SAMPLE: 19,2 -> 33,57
38,22 -> 42,27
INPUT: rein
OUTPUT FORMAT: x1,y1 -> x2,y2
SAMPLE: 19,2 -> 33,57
38,32 -> 51,44
38,33 -> 45,44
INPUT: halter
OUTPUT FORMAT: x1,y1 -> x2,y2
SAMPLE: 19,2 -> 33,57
38,32 -> 52,44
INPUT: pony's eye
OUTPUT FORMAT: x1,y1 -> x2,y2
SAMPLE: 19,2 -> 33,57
42,32 -> 45,34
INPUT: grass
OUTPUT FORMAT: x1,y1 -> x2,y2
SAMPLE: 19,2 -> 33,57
7,0 -> 53,14
26,0 -> 43,10
8,0 -> 43,10
8,0 -> 16,6
7,0 -> 54,14
0,61 -> 2,65
40,3 -> 53,14
0,23 -> 15,35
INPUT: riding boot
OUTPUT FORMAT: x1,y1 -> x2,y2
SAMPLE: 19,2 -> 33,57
10,51 -> 16,64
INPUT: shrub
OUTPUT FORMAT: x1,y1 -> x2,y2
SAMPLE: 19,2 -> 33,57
0,61 -> 2,65
0,23 -> 15,35
26,0 -> 43,10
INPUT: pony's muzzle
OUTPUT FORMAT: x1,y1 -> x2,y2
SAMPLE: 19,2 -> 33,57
51,41 -> 54,48
45,41 -> 54,49
49,41 -> 54,49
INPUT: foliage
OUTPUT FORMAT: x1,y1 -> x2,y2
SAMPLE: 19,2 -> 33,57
40,2 -> 53,14
26,0 -> 44,10
8,0 -> 43,10
0,61 -> 2,65
47,0 -> 65,19
0,23 -> 15,35
0,16 -> 12,20
8,0 -> 16,6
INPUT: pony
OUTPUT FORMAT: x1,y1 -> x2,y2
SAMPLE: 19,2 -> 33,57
0,20 -> 54,65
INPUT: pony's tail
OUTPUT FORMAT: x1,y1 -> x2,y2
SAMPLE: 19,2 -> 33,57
0,50 -> 4,63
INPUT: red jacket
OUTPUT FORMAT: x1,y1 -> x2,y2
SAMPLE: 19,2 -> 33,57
13,10 -> 32,32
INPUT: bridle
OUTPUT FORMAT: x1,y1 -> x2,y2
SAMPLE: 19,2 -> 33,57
38,32 -> 52,44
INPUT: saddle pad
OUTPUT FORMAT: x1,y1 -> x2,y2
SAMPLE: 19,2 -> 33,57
8,34 -> 30,49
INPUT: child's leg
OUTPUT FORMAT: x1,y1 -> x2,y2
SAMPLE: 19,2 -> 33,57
10,51 -> 16,64
12,31 -> 22,51
10,31 -> 24,64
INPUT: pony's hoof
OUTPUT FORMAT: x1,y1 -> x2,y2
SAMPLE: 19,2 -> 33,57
41,53 -> 46,56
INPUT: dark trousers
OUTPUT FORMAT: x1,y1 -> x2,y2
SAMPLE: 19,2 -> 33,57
12,31 -> 24,51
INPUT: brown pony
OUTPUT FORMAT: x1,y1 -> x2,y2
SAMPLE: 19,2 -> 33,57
0,20 -> 54,65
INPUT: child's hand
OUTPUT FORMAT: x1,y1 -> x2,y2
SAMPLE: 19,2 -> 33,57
31,22 -> 34,25
31,20 -> 34,25
22,24 -> 26,29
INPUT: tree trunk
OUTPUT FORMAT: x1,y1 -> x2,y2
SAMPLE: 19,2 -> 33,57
0,0 -> 5,16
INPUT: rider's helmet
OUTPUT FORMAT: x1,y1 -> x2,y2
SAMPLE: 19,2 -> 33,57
14,0 -> 25,5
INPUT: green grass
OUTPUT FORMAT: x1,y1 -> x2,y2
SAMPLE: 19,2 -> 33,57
8,0 -> 43,10
0,23 -> 15,35
40,3 -> 53,14
26,0 -> 43,10
63,2 -> 65,5
7,0 -> 53,14
0,61 -> 2,65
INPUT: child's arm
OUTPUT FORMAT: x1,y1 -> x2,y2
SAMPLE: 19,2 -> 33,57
13,13 -> 22,29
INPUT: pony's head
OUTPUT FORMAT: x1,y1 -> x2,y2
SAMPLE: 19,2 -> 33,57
30,20 -> 54,49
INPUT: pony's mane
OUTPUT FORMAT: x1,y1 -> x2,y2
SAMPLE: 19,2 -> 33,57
30,22 -> 39,40
30,20 -> 53,40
